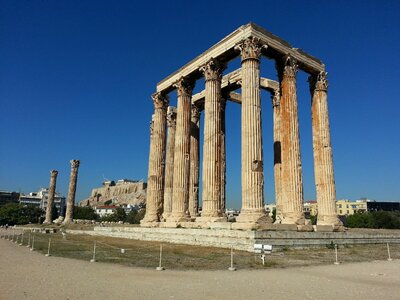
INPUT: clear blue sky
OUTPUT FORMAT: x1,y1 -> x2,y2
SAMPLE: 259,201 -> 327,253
1,0 -> 399,209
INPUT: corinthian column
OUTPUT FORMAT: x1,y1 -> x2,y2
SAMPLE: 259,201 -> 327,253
63,160 -> 80,224
277,56 -> 305,225
220,98 -> 227,213
234,37 -> 271,226
197,58 -> 226,222
272,90 -> 283,224
141,92 -> 169,225
162,106 -> 177,220
188,104 -> 200,218
309,71 -> 343,230
167,77 -> 195,223
44,170 -> 58,224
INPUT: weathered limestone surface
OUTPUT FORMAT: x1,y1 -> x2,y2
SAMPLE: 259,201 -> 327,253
167,78 -> 195,223
44,170 -> 58,224
188,104 -> 200,218
220,98 -> 227,212
278,56 -> 306,225
142,93 -> 168,224
198,58 -> 226,222
63,160 -> 80,224
272,90 -> 283,224
162,106 -> 177,220
310,72 -> 343,230
235,37 -> 271,226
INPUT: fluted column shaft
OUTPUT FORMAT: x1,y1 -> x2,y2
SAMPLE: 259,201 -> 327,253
64,160 -> 80,224
162,106 -> 177,220
188,105 -> 200,217
272,91 -> 283,223
310,72 -> 342,227
44,170 -> 58,224
168,77 -> 195,222
236,37 -> 269,223
200,58 -> 225,219
142,93 -> 168,224
220,98 -> 227,212
278,56 -> 305,225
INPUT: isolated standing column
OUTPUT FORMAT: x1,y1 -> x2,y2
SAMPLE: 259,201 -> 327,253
168,77 -> 195,223
162,106 -> 177,220
142,92 -> 169,224
188,104 -> 200,218
220,98 -> 227,213
198,58 -> 226,221
278,56 -> 305,225
44,170 -> 58,224
235,37 -> 270,224
63,160 -> 80,224
272,90 -> 283,223
309,71 -> 343,229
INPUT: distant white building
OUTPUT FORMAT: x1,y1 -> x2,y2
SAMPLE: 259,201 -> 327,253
95,205 -> 117,217
19,188 -> 66,216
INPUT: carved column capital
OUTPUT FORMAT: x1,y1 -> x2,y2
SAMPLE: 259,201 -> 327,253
277,55 -> 298,81
173,77 -> 195,98
167,107 -> 177,128
309,71 -> 328,94
200,58 -> 225,82
272,89 -> 281,107
235,37 -> 264,62
70,160 -> 80,169
191,104 -> 201,122
50,170 -> 58,177
151,92 -> 169,110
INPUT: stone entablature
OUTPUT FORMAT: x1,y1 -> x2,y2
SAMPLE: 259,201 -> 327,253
157,23 -> 324,94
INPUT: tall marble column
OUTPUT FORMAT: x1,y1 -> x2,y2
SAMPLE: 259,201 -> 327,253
141,92 -> 169,224
272,90 -> 283,224
168,77 -> 195,223
220,98 -> 227,213
198,58 -> 226,221
44,170 -> 58,224
309,71 -> 343,229
235,37 -> 271,225
162,106 -> 177,220
188,104 -> 200,218
63,160 -> 80,224
277,56 -> 305,225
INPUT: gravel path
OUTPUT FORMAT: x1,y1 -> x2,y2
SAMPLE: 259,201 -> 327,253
1,238 -> 399,300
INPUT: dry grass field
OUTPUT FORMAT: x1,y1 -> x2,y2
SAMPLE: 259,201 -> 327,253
3,229 -> 399,270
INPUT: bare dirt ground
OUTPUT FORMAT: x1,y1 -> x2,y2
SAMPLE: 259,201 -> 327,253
1,238 -> 400,300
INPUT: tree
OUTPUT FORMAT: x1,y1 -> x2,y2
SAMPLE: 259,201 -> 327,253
73,206 -> 98,220
125,208 -> 146,224
0,203 -> 43,225
101,207 -> 126,222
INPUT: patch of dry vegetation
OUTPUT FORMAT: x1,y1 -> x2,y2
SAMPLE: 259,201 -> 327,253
8,231 -> 400,270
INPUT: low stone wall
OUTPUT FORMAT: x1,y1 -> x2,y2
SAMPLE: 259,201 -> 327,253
66,227 -> 400,252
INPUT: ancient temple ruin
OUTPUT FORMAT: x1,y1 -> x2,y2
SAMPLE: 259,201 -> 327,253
141,23 -> 343,231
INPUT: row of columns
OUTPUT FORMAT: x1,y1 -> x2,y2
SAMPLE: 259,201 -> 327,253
142,36 -> 341,229
43,160 -> 80,225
